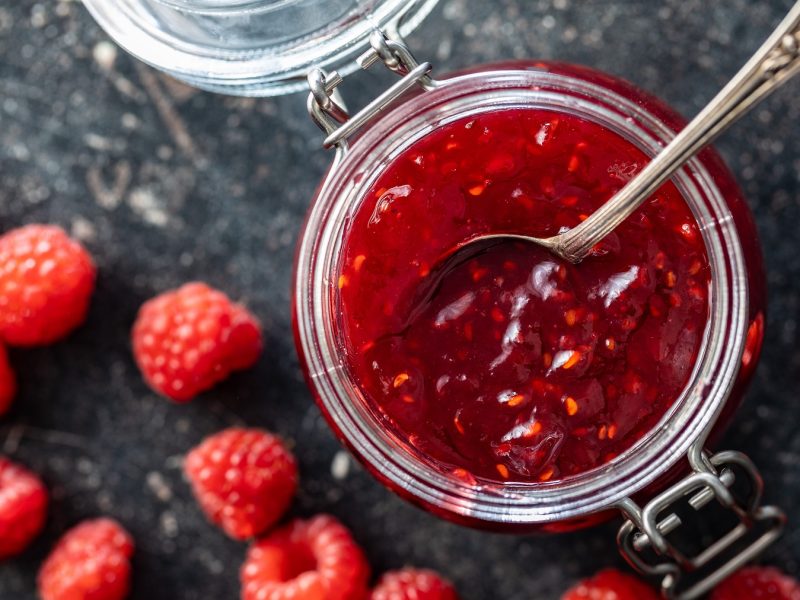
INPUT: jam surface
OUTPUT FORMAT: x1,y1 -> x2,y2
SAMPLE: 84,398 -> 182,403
338,108 -> 711,484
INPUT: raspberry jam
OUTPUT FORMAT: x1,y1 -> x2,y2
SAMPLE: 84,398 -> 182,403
337,108 -> 711,484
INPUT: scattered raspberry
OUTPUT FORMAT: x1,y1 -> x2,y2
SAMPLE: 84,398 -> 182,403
0,225 -> 96,346
0,457 -> 48,560
561,569 -> 659,600
711,566 -> 800,600
241,515 -> 370,600
370,568 -> 459,600
132,282 -> 262,402
185,427 -> 297,540
38,518 -> 134,600
0,344 -> 16,416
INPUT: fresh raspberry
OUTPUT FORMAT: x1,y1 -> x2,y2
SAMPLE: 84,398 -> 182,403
0,344 -> 16,416
711,566 -> 800,600
370,568 -> 459,600
38,518 -> 134,600
0,224 -> 96,346
241,515 -> 370,600
132,282 -> 262,402
0,456 -> 48,559
561,569 -> 659,600
185,427 -> 298,540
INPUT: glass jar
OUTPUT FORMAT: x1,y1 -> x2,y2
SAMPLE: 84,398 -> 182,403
80,2 -> 783,594
81,0 -> 439,95
294,59 -> 764,523
293,55 -> 782,597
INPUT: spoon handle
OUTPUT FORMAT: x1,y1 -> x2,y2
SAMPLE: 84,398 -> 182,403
551,1 -> 800,263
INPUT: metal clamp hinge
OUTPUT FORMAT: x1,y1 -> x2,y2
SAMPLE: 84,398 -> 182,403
762,26 -> 800,74
307,30 -> 438,149
616,450 -> 785,599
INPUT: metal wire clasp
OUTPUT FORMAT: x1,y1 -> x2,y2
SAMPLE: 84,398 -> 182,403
306,30 -> 439,150
616,448 -> 786,599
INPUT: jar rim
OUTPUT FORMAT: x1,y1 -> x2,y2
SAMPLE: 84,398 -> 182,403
294,67 -> 749,524
153,0 -> 292,12
82,0 -> 440,96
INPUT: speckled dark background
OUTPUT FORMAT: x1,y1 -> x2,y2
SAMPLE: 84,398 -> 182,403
0,1 -> 799,598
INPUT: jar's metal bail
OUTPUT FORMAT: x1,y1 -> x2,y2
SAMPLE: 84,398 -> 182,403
304,29 -> 787,599
616,432 -> 785,599
306,30 -> 442,153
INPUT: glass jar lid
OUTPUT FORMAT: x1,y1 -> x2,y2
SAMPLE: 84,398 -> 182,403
82,0 -> 440,96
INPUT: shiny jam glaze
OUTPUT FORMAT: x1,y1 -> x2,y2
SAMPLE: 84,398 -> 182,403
337,108 -> 711,484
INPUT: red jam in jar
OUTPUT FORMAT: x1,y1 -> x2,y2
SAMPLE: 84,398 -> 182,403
337,107 -> 711,484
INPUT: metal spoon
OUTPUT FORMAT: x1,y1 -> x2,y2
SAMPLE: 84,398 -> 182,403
471,1 -> 800,264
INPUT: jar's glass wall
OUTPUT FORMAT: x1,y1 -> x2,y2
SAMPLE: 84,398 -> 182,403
293,64 -> 764,531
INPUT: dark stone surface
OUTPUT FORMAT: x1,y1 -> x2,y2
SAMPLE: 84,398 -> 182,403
0,0 -> 799,598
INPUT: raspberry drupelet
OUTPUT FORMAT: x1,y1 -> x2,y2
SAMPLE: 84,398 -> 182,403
0,224 -> 96,346
38,518 -> 134,600
0,456 -> 48,560
132,282 -> 263,402
185,427 -> 298,540
370,568 -> 459,600
241,515 -> 370,600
